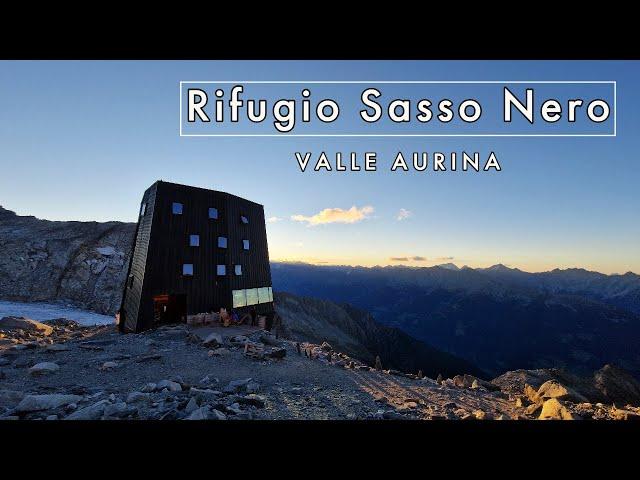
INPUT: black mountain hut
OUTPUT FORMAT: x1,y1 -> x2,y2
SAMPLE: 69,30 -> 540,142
119,181 -> 273,333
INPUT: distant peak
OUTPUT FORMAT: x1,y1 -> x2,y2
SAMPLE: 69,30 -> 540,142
435,263 -> 460,271
483,264 -> 515,272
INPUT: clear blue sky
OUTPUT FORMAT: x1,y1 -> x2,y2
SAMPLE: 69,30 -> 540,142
0,61 -> 638,274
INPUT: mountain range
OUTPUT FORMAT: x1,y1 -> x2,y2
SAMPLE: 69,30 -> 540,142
271,262 -> 640,377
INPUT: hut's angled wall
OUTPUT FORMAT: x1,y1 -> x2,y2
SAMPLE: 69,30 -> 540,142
120,183 -> 158,333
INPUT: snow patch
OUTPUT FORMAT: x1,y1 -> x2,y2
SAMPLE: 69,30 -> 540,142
96,246 -> 117,256
0,300 -> 114,326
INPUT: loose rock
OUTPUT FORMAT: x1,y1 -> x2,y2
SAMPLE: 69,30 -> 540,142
539,398 -> 580,420
100,361 -> 118,371
28,362 -> 60,376
15,394 -> 83,412
65,399 -> 110,420
0,316 -> 54,336
156,380 -> 182,392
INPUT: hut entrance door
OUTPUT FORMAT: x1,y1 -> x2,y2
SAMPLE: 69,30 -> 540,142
153,294 -> 187,325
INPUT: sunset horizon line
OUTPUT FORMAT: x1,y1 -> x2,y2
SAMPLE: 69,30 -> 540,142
269,258 -> 638,277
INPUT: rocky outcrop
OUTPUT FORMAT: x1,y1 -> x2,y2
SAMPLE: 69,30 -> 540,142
0,316 -> 53,336
0,206 -> 135,314
593,364 -> 640,406
493,364 -> 640,407
536,380 -> 588,403
539,398 -> 579,420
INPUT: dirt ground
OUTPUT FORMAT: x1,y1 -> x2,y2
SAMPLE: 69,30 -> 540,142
0,321 -> 524,420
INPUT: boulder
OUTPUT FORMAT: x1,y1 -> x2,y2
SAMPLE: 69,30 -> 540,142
65,400 -> 109,420
43,318 -> 79,328
0,389 -> 25,409
185,406 -> 210,420
184,397 -> 199,414
537,380 -> 588,403
156,380 -> 182,392
525,402 -> 543,416
226,402 -> 243,415
524,384 -> 541,403
189,388 -> 222,401
199,375 -> 214,385
15,394 -> 83,412
594,364 -> 640,406
245,382 -> 261,394
104,402 -> 133,418
209,408 -> 227,420
539,398 -> 580,420
45,344 -> 71,352
202,332 -> 222,346
127,392 -> 152,403
382,411 -> 406,420
474,410 -> 493,420
28,362 -> 60,376
0,317 -> 53,336
236,394 -> 266,408
100,361 -> 118,371
184,406 -> 227,420
141,383 -> 157,393
223,378 -> 253,393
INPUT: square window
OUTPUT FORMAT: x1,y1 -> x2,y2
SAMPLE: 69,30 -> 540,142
217,236 -> 227,249
172,202 -> 183,215
216,264 -> 226,276
234,265 -> 242,276
189,234 -> 200,247
183,264 -> 193,276
140,203 -> 146,216
240,215 -> 249,224
242,239 -> 249,250
208,207 -> 218,219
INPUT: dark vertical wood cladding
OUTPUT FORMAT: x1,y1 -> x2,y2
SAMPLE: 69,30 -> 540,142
120,183 -> 158,333
120,181 -> 273,332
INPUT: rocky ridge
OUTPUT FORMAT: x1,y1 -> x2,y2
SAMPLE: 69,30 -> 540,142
0,206 -> 134,315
